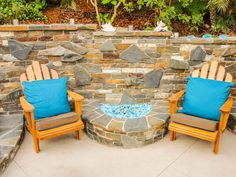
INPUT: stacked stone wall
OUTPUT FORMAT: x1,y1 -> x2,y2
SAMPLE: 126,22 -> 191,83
0,24 -> 235,128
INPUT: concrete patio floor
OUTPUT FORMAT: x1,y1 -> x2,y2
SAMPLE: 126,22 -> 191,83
2,130 -> 236,177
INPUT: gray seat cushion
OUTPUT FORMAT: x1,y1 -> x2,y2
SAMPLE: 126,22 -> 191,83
35,112 -> 78,131
171,113 -> 218,132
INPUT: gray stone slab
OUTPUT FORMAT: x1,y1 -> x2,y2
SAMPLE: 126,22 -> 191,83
100,40 -> 116,52
8,39 -> 32,60
61,42 -> 89,55
61,50 -> 83,62
144,69 -> 163,88
74,64 -> 92,86
190,46 -> 206,61
38,46 -> 66,56
120,91 -> 137,104
119,44 -> 149,63
124,118 -> 148,132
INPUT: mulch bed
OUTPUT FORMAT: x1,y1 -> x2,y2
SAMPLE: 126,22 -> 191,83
20,0 -> 236,36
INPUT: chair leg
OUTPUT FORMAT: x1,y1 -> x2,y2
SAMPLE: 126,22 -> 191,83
75,130 -> 82,140
33,136 -> 40,153
213,135 -> 221,154
170,131 -> 176,141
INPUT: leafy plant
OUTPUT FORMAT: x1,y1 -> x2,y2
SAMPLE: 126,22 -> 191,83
0,0 -> 47,24
208,0 -> 230,28
174,0 -> 207,31
213,0 -> 236,33
99,13 -> 110,23
124,2 -> 135,13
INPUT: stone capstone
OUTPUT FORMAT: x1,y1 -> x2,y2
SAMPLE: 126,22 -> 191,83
74,64 -> 92,86
61,42 -> 89,55
8,39 -> 32,60
100,40 -> 116,52
170,59 -> 189,70
144,69 -> 163,88
119,44 -> 149,63
92,115 -> 112,127
190,46 -> 206,62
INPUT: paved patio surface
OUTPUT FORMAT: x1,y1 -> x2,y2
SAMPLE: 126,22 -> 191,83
2,130 -> 236,177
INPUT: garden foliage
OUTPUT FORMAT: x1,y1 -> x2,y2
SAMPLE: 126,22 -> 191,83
90,0 -> 236,33
0,0 -> 47,24
0,0 -> 235,33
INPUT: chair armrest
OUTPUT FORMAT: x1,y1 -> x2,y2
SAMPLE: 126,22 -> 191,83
20,96 -> 34,112
68,90 -> 84,101
169,89 -> 185,116
220,97 -> 234,113
218,97 -> 234,131
169,90 -> 185,103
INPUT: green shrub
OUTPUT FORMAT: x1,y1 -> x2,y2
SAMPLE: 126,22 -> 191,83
174,0 -> 207,31
0,0 -> 47,24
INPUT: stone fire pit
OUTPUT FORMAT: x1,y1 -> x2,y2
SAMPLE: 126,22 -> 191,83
82,96 -> 169,148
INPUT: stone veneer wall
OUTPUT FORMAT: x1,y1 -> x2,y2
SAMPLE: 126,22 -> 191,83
0,24 -> 236,130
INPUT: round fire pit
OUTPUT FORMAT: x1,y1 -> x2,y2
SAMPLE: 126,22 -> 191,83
82,99 -> 169,148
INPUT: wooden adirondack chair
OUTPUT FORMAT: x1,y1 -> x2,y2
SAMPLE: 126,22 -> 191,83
168,61 -> 234,154
19,61 -> 84,153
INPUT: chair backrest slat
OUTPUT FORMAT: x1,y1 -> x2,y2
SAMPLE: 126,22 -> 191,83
216,65 -> 225,81
20,73 -> 27,83
225,73 -> 233,82
20,61 -> 60,89
192,69 -> 199,77
192,61 -> 233,82
51,69 -> 59,79
26,65 -> 36,81
32,61 -> 43,80
41,64 -> 50,80
208,61 -> 218,80
200,63 -> 209,78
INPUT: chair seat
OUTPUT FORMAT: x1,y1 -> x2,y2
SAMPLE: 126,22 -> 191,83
171,113 -> 218,132
35,112 -> 78,131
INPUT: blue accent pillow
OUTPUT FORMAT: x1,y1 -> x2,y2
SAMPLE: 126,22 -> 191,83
23,77 -> 70,120
179,77 -> 234,121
